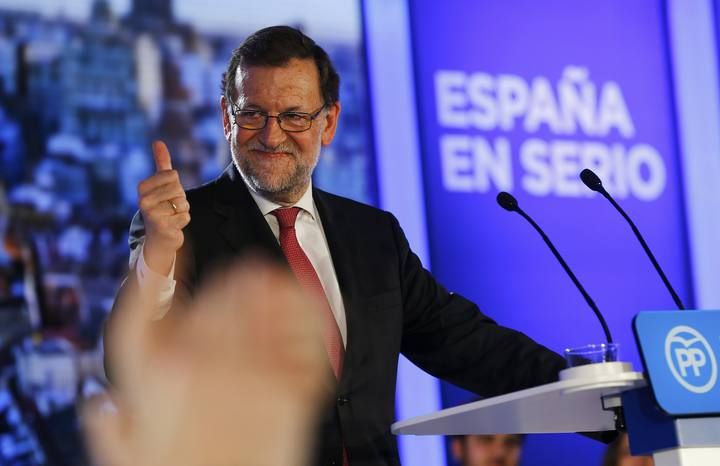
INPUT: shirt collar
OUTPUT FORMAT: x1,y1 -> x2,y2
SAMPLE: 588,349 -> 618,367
247,181 -> 317,220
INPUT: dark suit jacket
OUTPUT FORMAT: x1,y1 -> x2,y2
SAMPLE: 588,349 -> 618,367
108,164 -> 567,466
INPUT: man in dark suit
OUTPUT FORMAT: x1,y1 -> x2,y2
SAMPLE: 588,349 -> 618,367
107,26 -> 567,465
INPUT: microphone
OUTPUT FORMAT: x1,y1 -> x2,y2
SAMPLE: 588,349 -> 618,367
497,191 -> 614,343
579,169 -> 685,310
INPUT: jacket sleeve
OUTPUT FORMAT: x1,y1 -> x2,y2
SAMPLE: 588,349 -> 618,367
392,213 -> 567,398
103,210 -> 195,384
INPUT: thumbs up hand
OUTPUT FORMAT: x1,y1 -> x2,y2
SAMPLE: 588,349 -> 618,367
137,140 -> 190,275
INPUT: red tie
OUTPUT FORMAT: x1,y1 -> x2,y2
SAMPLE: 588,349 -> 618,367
272,207 -> 345,379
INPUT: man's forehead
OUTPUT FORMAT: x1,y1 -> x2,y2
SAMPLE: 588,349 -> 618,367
232,58 -> 322,105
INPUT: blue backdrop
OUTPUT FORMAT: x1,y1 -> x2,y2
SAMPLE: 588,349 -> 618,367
407,1 -> 693,464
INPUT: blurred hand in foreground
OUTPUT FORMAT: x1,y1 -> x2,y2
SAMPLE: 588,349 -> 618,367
85,259 -> 331,466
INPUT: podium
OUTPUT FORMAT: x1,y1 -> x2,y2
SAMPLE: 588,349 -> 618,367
392,311 -> 720,466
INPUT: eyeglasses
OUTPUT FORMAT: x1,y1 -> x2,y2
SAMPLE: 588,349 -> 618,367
230,104 -> 327,132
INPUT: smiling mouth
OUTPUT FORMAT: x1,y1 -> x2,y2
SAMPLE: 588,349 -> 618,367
252,150 -> 292,158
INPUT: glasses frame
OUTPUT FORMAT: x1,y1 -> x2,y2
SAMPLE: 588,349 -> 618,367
229,102 -> 327,133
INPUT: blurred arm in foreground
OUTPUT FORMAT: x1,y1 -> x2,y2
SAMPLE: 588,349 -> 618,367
84,258 -> 331,466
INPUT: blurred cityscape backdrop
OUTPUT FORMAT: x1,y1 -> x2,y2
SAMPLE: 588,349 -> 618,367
0,0 -> 375,464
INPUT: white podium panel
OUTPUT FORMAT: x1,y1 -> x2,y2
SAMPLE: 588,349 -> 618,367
654,447 -> 720,466
392,363 -> 644,435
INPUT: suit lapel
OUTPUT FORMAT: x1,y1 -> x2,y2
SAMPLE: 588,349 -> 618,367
313,189 -> 361,391
209,169 -> 360,390
212,165 -> 284,261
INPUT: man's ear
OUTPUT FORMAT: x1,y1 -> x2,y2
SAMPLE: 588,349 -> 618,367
320,101 -> 341,146
220,95 -> 232,141
450,437 -> 464,462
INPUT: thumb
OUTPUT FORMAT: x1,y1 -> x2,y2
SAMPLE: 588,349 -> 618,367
152,140 -> 172,172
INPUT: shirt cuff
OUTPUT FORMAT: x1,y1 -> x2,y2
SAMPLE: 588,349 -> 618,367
136,242 -> 176,320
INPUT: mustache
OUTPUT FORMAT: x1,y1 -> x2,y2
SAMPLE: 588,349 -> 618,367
247,141 -> 298,155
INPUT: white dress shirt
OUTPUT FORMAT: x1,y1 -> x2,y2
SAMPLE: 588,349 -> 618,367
136,181 -> 348,347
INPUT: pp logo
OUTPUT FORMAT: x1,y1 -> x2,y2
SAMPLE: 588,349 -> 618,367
664,325 -> 717,394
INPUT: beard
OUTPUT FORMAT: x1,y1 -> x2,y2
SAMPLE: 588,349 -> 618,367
232,139 -> 318,202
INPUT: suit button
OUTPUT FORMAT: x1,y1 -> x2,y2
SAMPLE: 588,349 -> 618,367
337,396 -> 350,406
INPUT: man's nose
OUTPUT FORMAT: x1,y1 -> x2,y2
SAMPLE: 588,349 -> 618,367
257,116 -> 286,148
488,442 -> 508,459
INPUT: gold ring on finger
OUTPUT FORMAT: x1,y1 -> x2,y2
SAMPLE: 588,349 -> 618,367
169,200 -> 178,213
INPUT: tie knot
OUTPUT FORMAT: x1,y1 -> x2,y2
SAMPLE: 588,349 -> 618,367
272,207 -> 301,229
